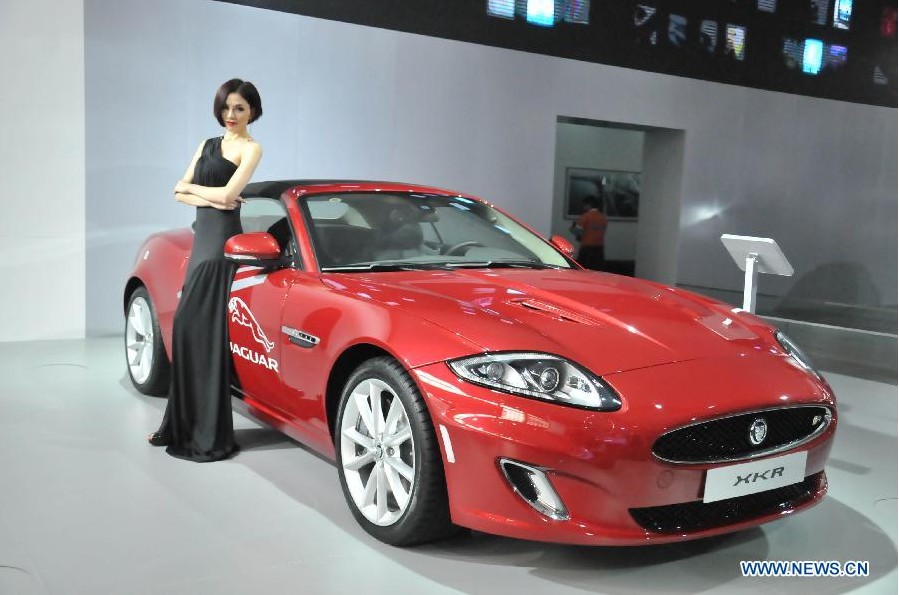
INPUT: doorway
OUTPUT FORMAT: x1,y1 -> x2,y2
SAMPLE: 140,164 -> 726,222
552,117 -> 685,284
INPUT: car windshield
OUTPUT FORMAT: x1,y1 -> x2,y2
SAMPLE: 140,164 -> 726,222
302,192 -> 572,271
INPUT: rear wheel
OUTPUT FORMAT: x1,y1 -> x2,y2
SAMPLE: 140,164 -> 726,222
335,357 -> 454,546
124,286 -> 170,395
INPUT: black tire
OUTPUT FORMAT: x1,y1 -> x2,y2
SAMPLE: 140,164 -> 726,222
335,356 -> 454,546
124,286 -> 170,396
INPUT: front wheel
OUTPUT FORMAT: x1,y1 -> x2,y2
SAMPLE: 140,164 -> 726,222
124,286 -> 170,396
335,357 -> 454,546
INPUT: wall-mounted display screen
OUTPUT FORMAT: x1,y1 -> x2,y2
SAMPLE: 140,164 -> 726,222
486,1 -> 591,27
825,44 -> 848,70
565,168 -> 641,220
833,0 -> 852,30
700,20 -> 718,52
223,0 -> 897,107
487,0 -> 515,19
803,38 -> 824,75
783,38 -> 802,69
784,39 -> 848,75
811,0 -> 828,26
726,24 -> 747,61
564,0 -> 590,24
634,5 -> 659,45
669,14 -> 687,47
526,0 -> 557,27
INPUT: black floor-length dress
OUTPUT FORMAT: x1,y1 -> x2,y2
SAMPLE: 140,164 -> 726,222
155,137 -> 241,462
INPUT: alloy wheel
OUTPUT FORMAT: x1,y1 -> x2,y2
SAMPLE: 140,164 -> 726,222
339,378 -> 416,526
126,296 -> 155,384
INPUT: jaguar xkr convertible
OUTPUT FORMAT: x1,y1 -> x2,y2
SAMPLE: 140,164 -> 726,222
124,180 -> 836,546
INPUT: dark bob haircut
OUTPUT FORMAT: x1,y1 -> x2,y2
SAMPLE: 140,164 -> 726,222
213,79 -> 263,126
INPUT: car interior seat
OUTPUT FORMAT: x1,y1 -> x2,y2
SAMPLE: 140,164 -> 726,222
313,224 -> 375,267
266,218 -> 295,259
374,222 -> 424,261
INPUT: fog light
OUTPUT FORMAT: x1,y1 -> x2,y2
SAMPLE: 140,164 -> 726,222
499,458 -> 569,520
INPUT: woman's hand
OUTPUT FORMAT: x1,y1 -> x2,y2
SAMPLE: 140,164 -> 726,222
222,195 -> 244,210
174,180 -> 190,195
206,195 -> 243,210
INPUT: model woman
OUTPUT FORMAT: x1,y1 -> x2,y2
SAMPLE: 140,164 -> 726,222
148,79 -> 263,462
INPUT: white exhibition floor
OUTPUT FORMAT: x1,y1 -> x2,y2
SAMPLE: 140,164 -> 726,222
0,337 -> 895,595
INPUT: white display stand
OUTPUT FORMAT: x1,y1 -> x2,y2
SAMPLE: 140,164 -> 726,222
720,235 -> 794,313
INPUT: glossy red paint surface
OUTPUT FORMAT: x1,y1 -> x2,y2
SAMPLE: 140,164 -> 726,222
126,181 -> 837,545
415,357 -> 834,545
549,234 -> 575,257
224,232 -> 280,262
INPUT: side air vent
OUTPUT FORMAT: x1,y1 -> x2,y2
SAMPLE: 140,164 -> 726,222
499,458 -> 569,520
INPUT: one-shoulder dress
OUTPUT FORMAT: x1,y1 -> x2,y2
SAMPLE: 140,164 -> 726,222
155,137 -> 242,462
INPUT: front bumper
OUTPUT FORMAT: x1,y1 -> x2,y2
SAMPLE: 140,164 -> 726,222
412,354 -> 836,545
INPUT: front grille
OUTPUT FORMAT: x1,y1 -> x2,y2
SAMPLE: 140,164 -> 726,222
630,472 -> 824,534
653,406 -> 832,464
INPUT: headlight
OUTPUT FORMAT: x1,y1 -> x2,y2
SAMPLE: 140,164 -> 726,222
447,352 -> 621,411
775,331 -> 822,380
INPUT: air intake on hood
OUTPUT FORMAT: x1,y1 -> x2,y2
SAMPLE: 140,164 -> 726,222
514,298 -> 602,326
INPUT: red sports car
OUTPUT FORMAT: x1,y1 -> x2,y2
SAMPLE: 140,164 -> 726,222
124,180 -> 836,546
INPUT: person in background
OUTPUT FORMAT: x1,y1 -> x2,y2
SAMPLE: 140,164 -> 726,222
571,195 -> 607,271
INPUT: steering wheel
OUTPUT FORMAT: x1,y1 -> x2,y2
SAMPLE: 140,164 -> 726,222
443,241 -> 484,256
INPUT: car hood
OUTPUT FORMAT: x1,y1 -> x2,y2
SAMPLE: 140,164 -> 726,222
320,268 -> 773,375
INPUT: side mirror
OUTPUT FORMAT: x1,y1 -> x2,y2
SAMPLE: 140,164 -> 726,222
224,232 -> 281,267
549,234 -> 575,258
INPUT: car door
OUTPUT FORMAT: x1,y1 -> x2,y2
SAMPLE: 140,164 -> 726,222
228,198 -> 299,417
262,197 -> 363,451
269,274 -> 339,447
